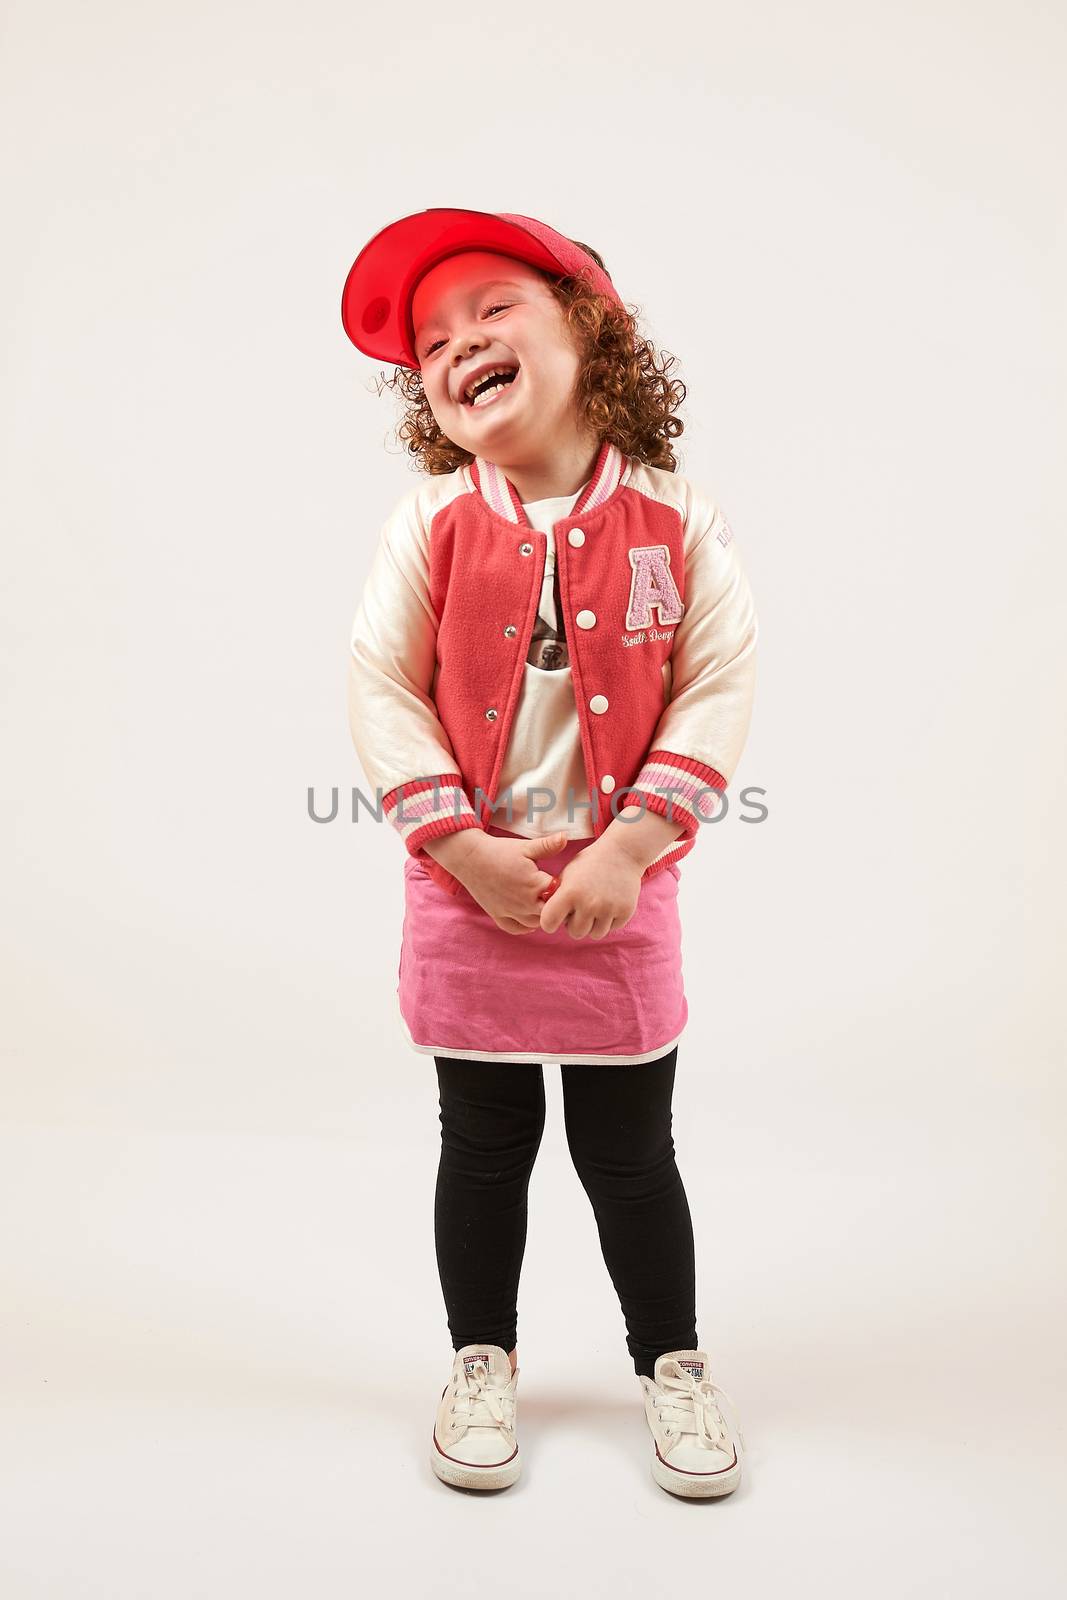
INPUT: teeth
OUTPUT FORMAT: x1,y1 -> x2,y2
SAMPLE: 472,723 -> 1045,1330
465,366 -> 516,403
471,380 -> 513,408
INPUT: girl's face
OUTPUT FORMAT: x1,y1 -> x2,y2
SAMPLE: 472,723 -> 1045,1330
411,251 -> 586,461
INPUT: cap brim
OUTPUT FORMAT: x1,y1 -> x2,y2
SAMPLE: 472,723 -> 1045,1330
341,208 -> 567,368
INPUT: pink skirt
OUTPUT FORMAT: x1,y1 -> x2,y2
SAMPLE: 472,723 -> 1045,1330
396,825 -> 687,1065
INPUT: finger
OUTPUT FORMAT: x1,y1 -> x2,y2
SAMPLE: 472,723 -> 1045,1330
509,905 -> 545,927
539,888 -> 575,933
523,830 -> 570,860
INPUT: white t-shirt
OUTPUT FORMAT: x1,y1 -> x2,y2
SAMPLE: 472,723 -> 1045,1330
488,482 -> 595,838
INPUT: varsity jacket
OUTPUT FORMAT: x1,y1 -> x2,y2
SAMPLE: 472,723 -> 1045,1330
347,438 -> 758,898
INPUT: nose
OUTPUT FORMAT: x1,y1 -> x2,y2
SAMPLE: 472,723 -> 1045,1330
451,328 -> 485,368
450,328 -> 488,397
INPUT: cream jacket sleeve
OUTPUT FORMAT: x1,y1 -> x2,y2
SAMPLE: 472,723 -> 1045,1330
347,487 -> 480,857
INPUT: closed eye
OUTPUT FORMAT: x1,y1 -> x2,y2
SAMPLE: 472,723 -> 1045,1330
423,303 -> 511,358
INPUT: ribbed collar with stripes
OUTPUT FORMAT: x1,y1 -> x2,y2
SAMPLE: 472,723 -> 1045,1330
465,439 -> 627,528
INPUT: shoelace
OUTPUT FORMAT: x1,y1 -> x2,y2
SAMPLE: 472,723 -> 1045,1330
652,1369 -> 747,1456
451,1360 -> 518,1435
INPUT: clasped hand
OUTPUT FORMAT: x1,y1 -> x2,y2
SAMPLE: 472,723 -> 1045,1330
457,829 -> 642,939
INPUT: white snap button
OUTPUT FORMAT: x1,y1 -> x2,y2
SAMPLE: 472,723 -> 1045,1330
485,707 -> 498,720
568,528 -> 585,547
576,609 -> 596,629
519,542 -> 533,556
600,774 -> 616,793
589,694 -> 609,714
503,625 -> 517,637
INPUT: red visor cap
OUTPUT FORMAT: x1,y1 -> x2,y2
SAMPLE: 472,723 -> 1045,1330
341,208 -> 623,369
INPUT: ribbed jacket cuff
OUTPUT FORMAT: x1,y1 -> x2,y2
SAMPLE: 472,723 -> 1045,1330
382,774 -> 481,855
619,749 -> 728,834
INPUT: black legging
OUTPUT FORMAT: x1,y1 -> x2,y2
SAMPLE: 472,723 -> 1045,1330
433,1045 -> 698,1378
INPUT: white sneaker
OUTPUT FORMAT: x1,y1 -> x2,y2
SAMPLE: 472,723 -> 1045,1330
430,1344 -> 521,1491
639,1350 -> 746,1499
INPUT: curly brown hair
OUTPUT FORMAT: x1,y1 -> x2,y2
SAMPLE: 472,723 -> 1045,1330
372,240 -> 687,476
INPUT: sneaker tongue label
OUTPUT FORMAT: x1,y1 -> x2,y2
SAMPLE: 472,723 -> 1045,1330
677,1357 -> 705,1380
463,1353 -> 492,1376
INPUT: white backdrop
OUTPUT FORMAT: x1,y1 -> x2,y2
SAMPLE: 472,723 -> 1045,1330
2,0 -> 1064,1593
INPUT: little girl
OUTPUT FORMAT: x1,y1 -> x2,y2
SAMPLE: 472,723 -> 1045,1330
342,209 -> 757,1499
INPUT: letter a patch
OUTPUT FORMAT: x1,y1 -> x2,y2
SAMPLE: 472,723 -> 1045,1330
625,546 -> 684,631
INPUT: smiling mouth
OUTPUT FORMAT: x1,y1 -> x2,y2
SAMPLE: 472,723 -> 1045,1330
463,368 -> 521,409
